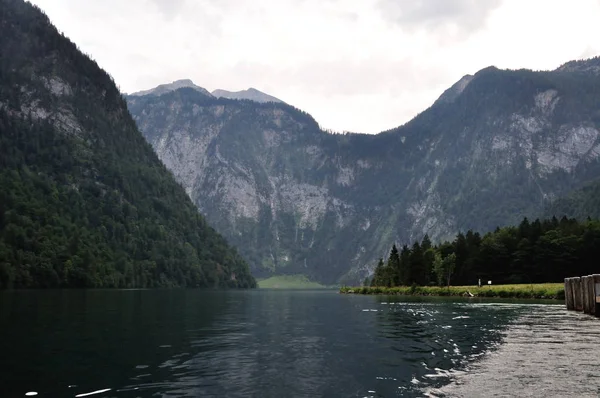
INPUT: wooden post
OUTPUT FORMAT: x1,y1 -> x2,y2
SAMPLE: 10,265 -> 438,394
593,274 -> 600,317
573,277 -> 583,311
583,276 -> 592,314
586,276 -> 595,315
565,277 -> 574,310
587,275 -> 593,314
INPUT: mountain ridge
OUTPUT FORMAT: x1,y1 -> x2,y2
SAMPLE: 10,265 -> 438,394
212,88 -> 284,104
129,79 -> 214,98
127,58 -> 600,285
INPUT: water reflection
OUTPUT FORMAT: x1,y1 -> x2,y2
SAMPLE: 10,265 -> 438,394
432,305 -> 600,397
0,290 -> 574,398
364,297 -> 524,396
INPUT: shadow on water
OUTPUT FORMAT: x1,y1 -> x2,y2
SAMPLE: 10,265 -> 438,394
0,290 -> 230,397
0,290 -> 560,397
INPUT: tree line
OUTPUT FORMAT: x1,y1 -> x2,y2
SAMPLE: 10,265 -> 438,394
370,216 -> 600,287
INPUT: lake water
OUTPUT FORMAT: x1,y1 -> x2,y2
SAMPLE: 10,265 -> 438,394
1,290 -> 599,397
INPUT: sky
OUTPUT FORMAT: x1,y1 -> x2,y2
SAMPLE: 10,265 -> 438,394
29,0 -> 600,134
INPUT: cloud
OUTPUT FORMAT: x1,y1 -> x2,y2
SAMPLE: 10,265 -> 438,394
28,0 -> 600,134
376,0 -> 502,36
149,0 -> 187,20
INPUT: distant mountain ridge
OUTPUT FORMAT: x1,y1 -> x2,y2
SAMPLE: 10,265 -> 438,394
212,88 -> 284,103
555,56 -> 600,75
130,81 -> 284,104
127,57 -> 600,285
129,79 -> 213,97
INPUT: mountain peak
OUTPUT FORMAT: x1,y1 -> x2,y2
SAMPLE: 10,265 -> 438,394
555,56 -> 600,75
129,79 -> 213,98
211,88 -> 284,104
434,74 -> 474,105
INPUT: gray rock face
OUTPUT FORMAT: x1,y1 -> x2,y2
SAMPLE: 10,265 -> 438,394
126,62 -> 600,284
434,74 -> 474,104
212,88 -> 284,103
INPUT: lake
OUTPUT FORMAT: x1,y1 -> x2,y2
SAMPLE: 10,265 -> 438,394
1,289 -> 599,397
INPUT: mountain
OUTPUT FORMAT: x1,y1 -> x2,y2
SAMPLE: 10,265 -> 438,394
555,56 -> 600,74
0,0 -> 255,289
546,178 -> 600,221
126,59 -> 600,285
129,79 -> 213,98
434,74 -> 474,105
212,88 -> 284,103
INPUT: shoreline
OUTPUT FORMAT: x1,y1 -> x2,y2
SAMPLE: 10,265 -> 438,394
339,284 -> 565,300
428,305 -> 600,397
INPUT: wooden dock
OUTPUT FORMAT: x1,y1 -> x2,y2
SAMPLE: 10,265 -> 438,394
565,275 -> 600,315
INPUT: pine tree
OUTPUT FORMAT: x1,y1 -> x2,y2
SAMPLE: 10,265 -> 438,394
409,241 -> 425,285
371,258 -> 385,286
399,245 -> 411,285
387,244 -> 401,286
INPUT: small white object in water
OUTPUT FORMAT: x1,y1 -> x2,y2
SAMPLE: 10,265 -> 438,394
74,388 -> 111,397
25,393 -> 38,396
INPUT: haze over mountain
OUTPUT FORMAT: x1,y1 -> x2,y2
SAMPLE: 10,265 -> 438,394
127,56 -> 600,284
0,0 -> 255,289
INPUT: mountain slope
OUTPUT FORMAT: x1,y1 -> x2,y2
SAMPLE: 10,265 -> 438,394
127,59 -> 600,285
212,88 -> 284,103
0,0 -> 255,289
545,178 -> 600,220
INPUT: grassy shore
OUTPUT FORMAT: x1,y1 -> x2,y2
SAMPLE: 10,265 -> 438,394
257,275 -> 329,289
340,283 -> 565,300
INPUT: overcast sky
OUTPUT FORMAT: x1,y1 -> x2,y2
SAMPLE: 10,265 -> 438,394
30,0 -> 600,134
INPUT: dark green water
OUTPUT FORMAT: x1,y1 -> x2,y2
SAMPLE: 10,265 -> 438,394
0,290 -> 557,397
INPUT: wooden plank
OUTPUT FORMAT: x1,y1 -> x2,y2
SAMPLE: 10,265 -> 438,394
565,278 -> 574,310
588,276 -> 595,315
586,276 -> 593,314
594,275 -> 600,317
582,276 -> 589,314
573,277 -> 583,311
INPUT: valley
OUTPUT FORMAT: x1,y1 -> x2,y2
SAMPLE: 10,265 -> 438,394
126,59 -> 600,285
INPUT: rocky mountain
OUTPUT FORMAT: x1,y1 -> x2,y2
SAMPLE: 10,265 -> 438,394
555,56 -> 600,74
212,88 -> 284,104
0,0 -> 255,289
126,57 -> 600,285
129,79 -> 213,98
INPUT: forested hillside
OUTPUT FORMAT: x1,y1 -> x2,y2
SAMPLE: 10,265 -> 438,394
0,0 -> 256,289
545,179 -> 600,221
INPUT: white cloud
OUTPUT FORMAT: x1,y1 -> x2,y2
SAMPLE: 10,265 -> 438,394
30,0 -> 600,133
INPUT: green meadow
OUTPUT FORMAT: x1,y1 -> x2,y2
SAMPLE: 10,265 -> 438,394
340,283 -> 565,300
257,275 -> 330,289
